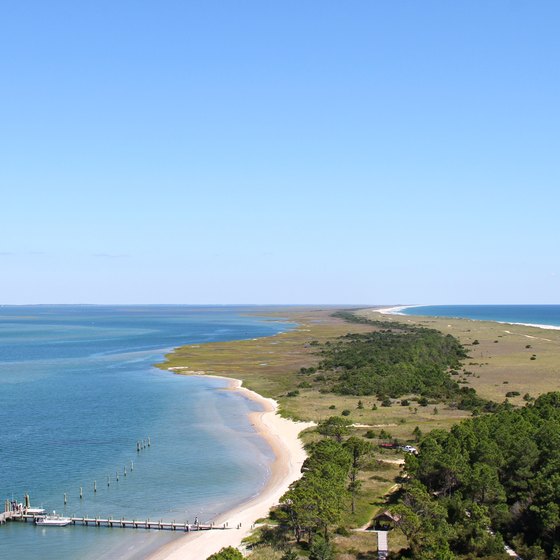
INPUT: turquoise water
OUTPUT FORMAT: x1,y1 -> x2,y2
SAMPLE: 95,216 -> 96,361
400,304 -> 560,327
0,306 -> 292,559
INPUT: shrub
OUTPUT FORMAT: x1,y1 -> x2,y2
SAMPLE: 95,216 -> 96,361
341,409 -> 351,416
381,398 -> 392,407
335,525 -> 351,536
207,546 -> 243,560
317,416 -> 352,441
309,535 -> 335,560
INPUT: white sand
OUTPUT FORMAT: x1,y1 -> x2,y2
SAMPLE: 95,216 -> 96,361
499,321 -> 560,332
374,305 -> 422,315
147,377 -> 314,560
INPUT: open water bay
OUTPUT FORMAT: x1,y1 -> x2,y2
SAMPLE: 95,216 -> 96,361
0,305 -> 291,559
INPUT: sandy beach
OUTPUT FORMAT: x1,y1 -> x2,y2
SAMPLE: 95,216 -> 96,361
374,305 -> 420,315
147,376 -> 314,560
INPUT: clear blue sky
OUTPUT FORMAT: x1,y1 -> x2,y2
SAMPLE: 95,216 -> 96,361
1,1 -> 559,304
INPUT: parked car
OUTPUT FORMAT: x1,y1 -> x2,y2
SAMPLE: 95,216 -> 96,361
401,445 -> 418,454
379,442 -> 399,449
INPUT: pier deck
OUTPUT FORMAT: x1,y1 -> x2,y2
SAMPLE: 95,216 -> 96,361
0,511 -> 21,524
3,511 -> 234,532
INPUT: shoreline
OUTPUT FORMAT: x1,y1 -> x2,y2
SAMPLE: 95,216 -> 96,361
374,306 -> 560,331
374,304 -> 417,315
147,373 -> 314,560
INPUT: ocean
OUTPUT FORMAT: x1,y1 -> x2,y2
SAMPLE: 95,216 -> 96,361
399,304 -> 560,328
0,305 -> 292,559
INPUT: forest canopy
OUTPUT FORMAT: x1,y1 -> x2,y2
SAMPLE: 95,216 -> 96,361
395,392 -> 560,559
309,312 -> 489,410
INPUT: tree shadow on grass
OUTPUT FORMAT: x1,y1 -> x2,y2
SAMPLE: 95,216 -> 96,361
356,552 -> 378,560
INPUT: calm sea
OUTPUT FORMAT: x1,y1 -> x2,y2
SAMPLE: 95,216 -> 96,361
400,304 -> 560,328
0,305 -> 292,559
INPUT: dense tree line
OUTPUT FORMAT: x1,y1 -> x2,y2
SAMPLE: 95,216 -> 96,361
394,393 -> 560,559
258,430 -> 373,559
311,312 -> 488,410
280,438 -> 350,545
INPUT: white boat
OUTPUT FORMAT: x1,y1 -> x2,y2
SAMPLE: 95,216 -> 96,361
35,512 -> 72,527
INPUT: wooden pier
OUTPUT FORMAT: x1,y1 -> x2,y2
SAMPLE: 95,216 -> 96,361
0,511 -> 20,524
3,511 -> 235,532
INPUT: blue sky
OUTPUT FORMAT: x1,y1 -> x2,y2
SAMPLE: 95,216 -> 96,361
1,1 -> 559,304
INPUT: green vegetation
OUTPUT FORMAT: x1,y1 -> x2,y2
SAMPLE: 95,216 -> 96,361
317,416 -> 351,442
280,439 -> 351,543
344,436 -> 373,514
258,435 -> 373,557
393,392 -> 560,559
357,308 -> 560,406
208,546 -> 244,560
309,314 -> 492,412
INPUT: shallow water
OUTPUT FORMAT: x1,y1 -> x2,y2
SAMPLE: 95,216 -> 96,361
0,305 -> 291,559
